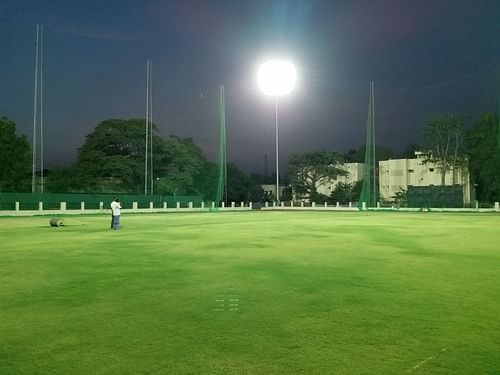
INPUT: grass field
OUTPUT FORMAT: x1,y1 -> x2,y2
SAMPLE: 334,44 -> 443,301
1,211 -> 499,374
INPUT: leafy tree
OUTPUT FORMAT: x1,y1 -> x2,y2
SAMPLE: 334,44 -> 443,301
349,145 -> 393,163
329,182 -> 353,204
75,118 -> 159,193
45,166 -> 85,193
0,117 -> 31,191
288,150 -> 346,201
155,135 -> 205,195
421,114 -> 466,185
465,112 -> 500,202
329,180 -> 363,204
226,164 -> 265,203
399,143 -> 422,159
391,188 -> 408,207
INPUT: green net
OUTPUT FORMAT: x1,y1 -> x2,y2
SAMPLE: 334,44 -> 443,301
211,85 -> 227,211
497,99 -> 500,151
358,82 -> 378,209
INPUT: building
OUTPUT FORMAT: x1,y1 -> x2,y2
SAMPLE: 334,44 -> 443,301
316,163 -> 365,197
378,152 -> 471,204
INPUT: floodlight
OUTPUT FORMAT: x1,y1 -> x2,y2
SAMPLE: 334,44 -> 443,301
257,60 -> 296,96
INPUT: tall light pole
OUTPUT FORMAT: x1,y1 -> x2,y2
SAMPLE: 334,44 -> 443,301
257,60 -> 296,202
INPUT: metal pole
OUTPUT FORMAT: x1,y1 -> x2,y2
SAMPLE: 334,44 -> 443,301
144,60 -> 149,195
40,25 -> 44,193
275,96 -> 279,202
149,61 -> 154,195
32,24 -> 39,193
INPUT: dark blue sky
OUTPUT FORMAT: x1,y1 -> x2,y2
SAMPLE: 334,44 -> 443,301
1,0 -> 500,173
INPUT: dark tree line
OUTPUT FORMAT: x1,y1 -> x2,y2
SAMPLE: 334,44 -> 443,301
2,112 -> 500,203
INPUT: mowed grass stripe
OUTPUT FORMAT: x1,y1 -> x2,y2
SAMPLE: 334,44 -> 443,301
1,211 -> 499,374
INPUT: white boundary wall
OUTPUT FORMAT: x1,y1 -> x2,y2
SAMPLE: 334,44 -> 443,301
1,201 -> 498,216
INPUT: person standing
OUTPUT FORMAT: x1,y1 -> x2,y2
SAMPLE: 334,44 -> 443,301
110,197 -> 122,230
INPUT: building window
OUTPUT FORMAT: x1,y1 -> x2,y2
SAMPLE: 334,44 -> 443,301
408,169 -> 414,173
429,168 -> 434,172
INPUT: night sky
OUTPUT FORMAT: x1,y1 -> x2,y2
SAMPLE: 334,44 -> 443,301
1,0 -> 500,173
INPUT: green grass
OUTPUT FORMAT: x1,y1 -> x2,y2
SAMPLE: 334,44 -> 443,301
1,211 -> 499,374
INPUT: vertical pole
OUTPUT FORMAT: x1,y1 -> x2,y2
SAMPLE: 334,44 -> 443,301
150,61 -> 153,195
275,96 -> 279,202
144,60 -> 149,195
32,24 -> 39,193
371,82 -> 376,206
40,25 -> 44,193
497,98 -> 500,151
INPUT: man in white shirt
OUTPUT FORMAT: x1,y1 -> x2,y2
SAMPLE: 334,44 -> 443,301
110,197 -> 122,230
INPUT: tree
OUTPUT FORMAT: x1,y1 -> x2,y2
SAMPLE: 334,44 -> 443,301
349,144 -> 393,163
329,180 -> 363,204
288,150 -> 346,201
74,118 -> 158,193
155,136 -> 205,195
421,114 -> 466,186
226,164 -> 265,203
399,143 -> 422,159
465,112 -> 500,202
45,166 -> 84,193
329,182 -> 353,204
0,117 -> 31,191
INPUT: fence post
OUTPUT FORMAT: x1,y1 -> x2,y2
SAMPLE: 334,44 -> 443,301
241,201 -> 244,208
281,201 -> 285,208
150,202 -> 154,211
176,202 -> 180,211
231,202 -> 235,208
324,202 -> 328,208
39,201 -> 43,213
189,202 -> 193,209
212,201 -> 215,209
163,202 -> 167,210
133,202 -> 138,211
265,202 -> 269,208
15,202 -> 20,213
349,202 -> 352,208
201,201 -> 205,210
81,202 -> 85,213
362,202 -> 367,210
495,202 -> 499,212
99,202 -> 104,212
312,202 -> 316,208
273,201 -> 276,208
249,202 -> 253,209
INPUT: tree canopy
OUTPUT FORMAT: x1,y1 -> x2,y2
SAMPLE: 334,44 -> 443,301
0,117 -> 31,191
465,112 -> 500,202
421,114 -> 466,185
288,150 -> 346,201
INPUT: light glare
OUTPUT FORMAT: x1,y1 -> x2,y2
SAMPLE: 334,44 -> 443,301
257,60 -> 296,96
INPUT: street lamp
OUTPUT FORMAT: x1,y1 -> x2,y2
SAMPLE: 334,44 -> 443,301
257,60 -> 296,202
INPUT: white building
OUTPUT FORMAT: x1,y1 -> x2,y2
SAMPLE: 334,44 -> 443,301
316,163 -> 365,196
378,152 -> 471,204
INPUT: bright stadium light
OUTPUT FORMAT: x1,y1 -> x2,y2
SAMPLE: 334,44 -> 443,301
257,60 -> 296,96
258,59 -> 296,202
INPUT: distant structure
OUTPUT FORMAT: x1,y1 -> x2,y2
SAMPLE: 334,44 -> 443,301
314,152 -> 471,205
378,151 -> 471,204
316,162 -> 365,196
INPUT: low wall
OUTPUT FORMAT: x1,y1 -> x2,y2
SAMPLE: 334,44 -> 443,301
0,200 -> 498,216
